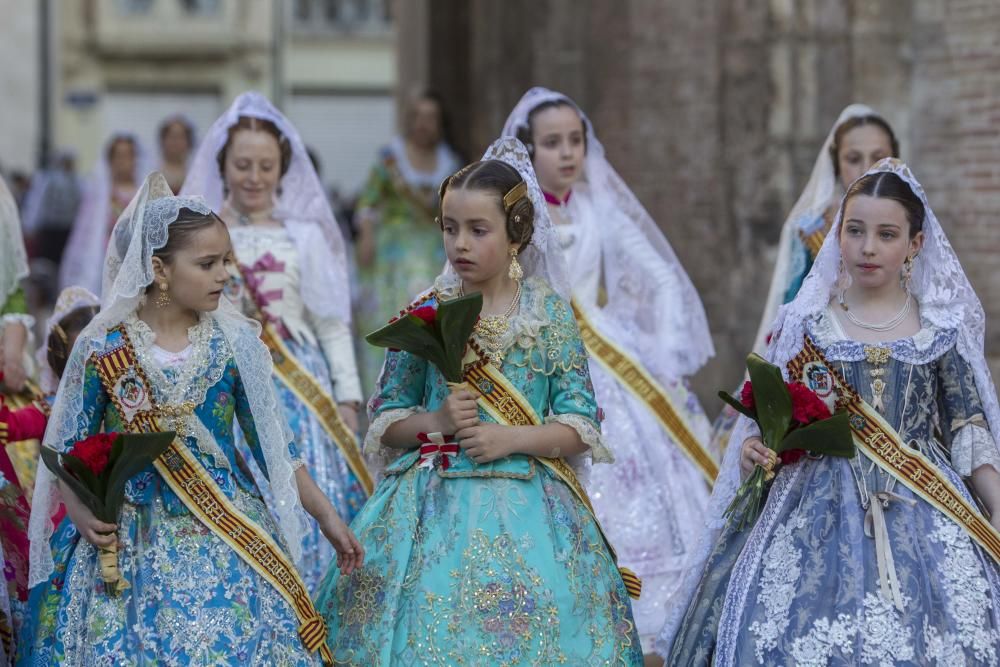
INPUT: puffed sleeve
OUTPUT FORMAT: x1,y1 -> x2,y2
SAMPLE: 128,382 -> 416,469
937,345 -> 999,476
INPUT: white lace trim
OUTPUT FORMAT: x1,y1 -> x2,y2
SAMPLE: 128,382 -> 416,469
859,592 -> 916,665
950,423 -> 1000,477
927,511 -> 1000,662
363,406 -> 423,477
749,512 -> 808,663
788,614 -> 855,667
0,312 -> 34,332
543,413 -> 612,464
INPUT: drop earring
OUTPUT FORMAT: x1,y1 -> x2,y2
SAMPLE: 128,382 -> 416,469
156,282 -> 171,308
508,248 -> 523,282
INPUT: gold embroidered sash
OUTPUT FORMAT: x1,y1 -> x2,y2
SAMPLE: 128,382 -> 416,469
789,336 -> 1000,564
235,263 -> 373,495
93,325 -> 335,665
571,301 -> 718,485
462,347 -> 642,599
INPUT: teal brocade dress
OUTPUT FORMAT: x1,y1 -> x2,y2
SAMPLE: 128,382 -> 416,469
315,277 -> 643,666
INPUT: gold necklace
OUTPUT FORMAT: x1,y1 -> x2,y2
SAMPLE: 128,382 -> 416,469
461,280 -> 522,367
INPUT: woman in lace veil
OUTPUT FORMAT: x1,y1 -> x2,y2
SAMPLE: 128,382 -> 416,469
708,105 -> 899,458
657,159 -> 1000,665
181,91 -> 367,589
503,87 -> 714,651
353,90 -> 463,394
22,171 -> 361,664
157,114 -> 196,195
59,133 -> 149,293
314,138 -> 643,665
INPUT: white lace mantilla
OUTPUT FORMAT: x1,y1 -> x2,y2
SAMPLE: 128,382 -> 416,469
124,313 -> 232,471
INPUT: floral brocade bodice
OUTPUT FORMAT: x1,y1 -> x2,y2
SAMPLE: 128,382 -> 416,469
70,315 -> 294,516
805,309 -> 998,483
366,276 -> 611,475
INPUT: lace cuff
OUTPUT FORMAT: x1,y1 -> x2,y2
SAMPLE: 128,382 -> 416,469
949,419 -> 1000,476
290,458 -> 306,472
0,313 -> 34,332
544,413 -> 613,464
364,406 -> 423,476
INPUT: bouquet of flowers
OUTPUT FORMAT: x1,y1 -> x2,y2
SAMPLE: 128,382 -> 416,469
366,292 -> 483,384
719,353 -> 855,530
40,431 -> 176,594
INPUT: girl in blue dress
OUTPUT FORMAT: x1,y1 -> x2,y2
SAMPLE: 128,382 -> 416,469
657,160 -> 1000,665
20,172 -> 362,665
314,138 -> 642,666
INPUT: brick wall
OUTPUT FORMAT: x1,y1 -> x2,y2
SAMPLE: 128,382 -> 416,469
425,0 -> 1000,405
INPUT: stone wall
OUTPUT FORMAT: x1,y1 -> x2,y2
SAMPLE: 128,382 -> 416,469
424,0 -> 1000,407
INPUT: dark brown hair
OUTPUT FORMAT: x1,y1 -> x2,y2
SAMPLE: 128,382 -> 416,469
829,114 -> 900,178
47,305 -> 99,379
515,98 -> 588,158
153,207 -> 227,265
106,134 -> 137,163
841,171 -> 924,238
216,115 -> 292,181
438,160 -> 534,251
159,116 -> 195,148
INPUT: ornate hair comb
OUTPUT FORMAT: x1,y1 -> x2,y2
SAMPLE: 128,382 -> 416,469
503,181 -> 528,212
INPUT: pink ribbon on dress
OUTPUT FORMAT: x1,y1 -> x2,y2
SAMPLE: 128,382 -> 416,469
416,432 -> 459,470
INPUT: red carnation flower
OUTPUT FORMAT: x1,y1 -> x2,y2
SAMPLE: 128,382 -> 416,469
786,382 -> 831,425
739,381 -> 755,412
68,432 -> 118,475
779,449 -> 806,465
410,305 -> 437,326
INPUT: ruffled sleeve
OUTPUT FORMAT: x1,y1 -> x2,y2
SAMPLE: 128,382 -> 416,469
936,345 -> 1000,475
0,287 -> 33,332
540,293 -> 612,464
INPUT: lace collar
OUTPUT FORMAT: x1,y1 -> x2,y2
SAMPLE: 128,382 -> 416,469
122,311 -> 224,407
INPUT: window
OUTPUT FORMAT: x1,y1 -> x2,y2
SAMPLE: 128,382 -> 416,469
292,0 -> 391,35
178,0 -> 220,14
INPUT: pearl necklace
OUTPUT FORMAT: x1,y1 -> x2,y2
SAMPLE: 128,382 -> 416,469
839,291 -> 912,332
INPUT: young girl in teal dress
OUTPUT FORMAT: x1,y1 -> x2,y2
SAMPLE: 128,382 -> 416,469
20,172 -> 362,665
314,138 -> 642,666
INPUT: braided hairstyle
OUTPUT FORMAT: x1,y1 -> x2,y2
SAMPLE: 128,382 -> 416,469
438,160 -> 534,252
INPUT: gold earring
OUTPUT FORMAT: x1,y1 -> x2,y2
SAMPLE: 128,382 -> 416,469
155,282 -> 171,308
508,248 -> 523,282
901,255 -> 914,291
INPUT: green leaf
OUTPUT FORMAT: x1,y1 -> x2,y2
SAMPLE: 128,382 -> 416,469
746,353 -> 792,452
39,447 -> 106,520
103,432 -> 177,522
718,390 -> 756,420
779,412 -> 856,458
436,292 -> 483,382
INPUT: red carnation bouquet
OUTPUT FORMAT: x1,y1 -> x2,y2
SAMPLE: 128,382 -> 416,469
719,354 -> 854,530
41,431 -> 175,594
366,292 -> 483,384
